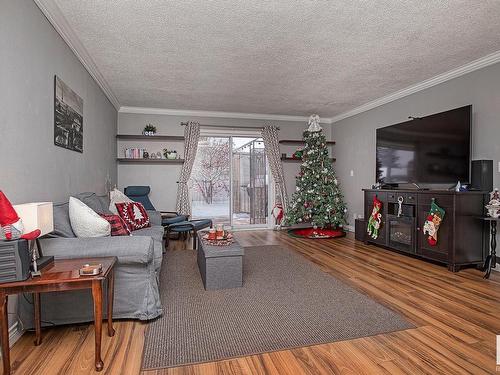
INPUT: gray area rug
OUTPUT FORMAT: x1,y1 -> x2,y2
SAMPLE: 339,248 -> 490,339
142,245 -> 413,369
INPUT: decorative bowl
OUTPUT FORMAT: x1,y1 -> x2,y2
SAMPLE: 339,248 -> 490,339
166,151 -> 177,160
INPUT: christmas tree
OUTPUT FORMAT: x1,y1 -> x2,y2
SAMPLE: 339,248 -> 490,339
283,115 -> 347,229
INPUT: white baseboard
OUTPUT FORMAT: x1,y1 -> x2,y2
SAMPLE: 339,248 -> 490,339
0,322 -> 23,359
344,225 -> 354,233
9,322 -> 23,347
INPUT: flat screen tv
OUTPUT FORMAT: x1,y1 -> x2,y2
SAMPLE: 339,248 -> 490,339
376,105 -> 471,185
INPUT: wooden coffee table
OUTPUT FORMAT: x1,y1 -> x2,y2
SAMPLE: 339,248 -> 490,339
0,256 -> 117,374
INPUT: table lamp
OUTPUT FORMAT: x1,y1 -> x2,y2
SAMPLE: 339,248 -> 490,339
13,202 -> 54,277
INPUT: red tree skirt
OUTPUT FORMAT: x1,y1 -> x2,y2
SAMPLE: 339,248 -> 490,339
288,227 -> 346,239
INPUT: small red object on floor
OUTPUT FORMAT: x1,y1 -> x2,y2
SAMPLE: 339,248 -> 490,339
288,227 -> 346,239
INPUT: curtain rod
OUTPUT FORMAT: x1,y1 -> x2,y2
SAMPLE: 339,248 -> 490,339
180,122 -> 279,130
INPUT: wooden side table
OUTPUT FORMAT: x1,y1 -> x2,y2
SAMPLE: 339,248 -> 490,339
479,217 -> 498,279
0,256 -> 117,374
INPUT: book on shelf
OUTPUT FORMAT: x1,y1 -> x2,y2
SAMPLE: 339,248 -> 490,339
124,148 -> 146,159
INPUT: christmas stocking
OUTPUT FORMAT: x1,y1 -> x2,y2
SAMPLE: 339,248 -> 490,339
367,196 -> 382,239
423,200 -> 445,246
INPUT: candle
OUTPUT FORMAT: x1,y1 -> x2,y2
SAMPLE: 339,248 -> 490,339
215,224 -> 224,239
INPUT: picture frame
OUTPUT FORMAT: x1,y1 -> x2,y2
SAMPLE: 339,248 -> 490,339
54,75 -> 83,153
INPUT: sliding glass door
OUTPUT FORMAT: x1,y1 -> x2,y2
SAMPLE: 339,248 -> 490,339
189,135 -> 268,228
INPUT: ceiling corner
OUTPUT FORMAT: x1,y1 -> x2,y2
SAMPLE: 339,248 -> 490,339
33,0 -> 121,110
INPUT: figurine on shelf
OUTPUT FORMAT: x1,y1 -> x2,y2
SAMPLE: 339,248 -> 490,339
143,124 -> 157,136
163,149 -> 178,160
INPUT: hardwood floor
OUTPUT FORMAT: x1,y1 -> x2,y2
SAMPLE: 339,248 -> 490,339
6,230 -> 500,374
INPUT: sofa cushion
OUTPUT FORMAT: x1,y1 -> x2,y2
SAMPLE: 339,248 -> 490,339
109,188 -> 133,214
47,202 -> 76,238
116,202 -> 150,231
133,225 -> 164,270
96,194 -> 112,214
74,192 -> 112,214
133,225 -> 164,243
99,214 -> 131,236
69,197 -> 111,238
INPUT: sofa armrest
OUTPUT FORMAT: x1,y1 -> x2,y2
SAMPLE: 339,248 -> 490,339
39,236 -> 154,265
146,210 -> 162,226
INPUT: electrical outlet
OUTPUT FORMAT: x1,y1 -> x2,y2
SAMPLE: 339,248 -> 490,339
350,169 -> 354,177
498,161 -> 500,173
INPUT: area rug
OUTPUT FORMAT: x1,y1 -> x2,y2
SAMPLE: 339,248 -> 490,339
142,245 -> 413,369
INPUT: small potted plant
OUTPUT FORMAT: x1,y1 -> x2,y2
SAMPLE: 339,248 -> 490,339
143,124 -> 157,136
163,148 -> 178,160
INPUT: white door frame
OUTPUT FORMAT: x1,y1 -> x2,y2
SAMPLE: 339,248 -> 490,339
197,127 -> 272,230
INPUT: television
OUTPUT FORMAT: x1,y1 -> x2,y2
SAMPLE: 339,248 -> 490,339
376,105 -> 471,185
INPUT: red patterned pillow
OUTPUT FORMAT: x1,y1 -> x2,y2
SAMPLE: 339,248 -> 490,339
99,214 -> 131,236
115,202 -> 150,231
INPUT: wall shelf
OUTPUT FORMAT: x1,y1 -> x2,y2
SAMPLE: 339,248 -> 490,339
117,135 -> 185,141
279,140 -> 335,145
117,158 -> 184,164
281,157 -> 336,162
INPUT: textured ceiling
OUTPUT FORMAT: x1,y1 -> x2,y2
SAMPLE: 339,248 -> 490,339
52,0 -> 500,117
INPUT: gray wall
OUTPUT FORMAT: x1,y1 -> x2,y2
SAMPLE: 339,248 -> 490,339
118,113 -> 330,211
0,0 -> 117,330
0,0 -> 118,205
332,62 -> 500,226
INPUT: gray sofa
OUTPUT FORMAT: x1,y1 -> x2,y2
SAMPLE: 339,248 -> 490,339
18,192 -> 164,328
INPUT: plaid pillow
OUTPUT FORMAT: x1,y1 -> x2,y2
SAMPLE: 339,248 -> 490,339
99,214 -> 131,236
115,202 -> 150,232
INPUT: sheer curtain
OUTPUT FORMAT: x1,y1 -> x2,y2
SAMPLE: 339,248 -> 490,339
176,121 -> 200,216
262,125 -> 288,218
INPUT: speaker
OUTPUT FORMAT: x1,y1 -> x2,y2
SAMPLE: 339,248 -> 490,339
471,160 -> 493,192
0,239 -> 31,283
354,219 -> 366,242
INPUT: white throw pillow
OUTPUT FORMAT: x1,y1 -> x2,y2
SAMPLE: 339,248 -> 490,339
69,197 -> 111,238
109,188 -> 133,214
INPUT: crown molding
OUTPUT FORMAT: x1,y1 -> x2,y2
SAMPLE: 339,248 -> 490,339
119,106 -> 333,124
34,0 -> 121,110
330,50 -> 500,123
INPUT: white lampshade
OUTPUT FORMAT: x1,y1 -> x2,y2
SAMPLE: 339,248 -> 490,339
13,202 -> 54,236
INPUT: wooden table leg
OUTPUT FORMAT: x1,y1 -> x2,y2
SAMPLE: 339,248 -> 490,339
0,293 -> 10,375
33,293 -> 42,346
107,270 -> 115,337
484,220 -> 497,279
92,280 -> 104,372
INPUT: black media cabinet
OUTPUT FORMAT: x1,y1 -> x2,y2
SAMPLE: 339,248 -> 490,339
362,189 -> 489,272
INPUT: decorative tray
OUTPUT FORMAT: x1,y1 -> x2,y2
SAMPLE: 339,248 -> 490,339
79,264 -> 103,276
201,232 -> 234,246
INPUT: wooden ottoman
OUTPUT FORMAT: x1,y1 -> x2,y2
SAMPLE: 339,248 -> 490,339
197,233 -> 244,290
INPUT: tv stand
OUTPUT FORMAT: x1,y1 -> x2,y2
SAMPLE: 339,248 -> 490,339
363,188 -> 488,272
